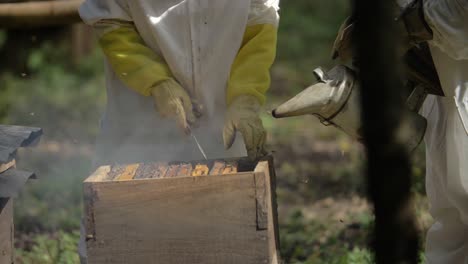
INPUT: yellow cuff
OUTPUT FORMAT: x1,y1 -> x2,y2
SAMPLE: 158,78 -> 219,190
99,25 -> 173,96
227,23 -> 278,106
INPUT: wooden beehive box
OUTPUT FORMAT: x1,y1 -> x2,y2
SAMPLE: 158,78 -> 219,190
0,125 -> 42,263
0,160 -> 15,264
84,157 -> 280,264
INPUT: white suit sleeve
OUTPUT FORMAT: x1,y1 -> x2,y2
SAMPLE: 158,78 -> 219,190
424,0 -> 468,60
79,0 -> 132,26
79,0 -> 173,96
227,0 -> 279,105
248,0 -> 280,27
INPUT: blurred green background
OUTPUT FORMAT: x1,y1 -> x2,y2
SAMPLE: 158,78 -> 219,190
0,1 -> 431,263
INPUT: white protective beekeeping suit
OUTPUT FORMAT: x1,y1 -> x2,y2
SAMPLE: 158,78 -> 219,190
79,0 -> 279,166
420,0 -> 468,263
78,0 -> 279,262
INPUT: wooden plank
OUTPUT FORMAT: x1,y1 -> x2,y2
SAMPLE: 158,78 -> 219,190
85,173 -> 270,264
0,125 -> 42,162
254,173 -> 268,230
177,163 -> 193,177
83,182 -> 97,242
222,161 -> 238,175
254,158 -> 280,264
0,146 -> 16,165
84,166 -> 111,183
153,163 -> 169,179
209,161 -> 225,175
192,164 -> 209,177
0,199 -> 13,264
0,159 -> 15,174
0,0 -> 83,28
0,125 -> 42,148
107,165 -> 127,181
165,164 -> 180,178
134,162 -> 168,179
0,169 -> 35,198
115,164 -> 140,181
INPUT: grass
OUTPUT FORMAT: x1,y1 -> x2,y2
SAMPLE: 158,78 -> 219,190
15,231 -> 80,264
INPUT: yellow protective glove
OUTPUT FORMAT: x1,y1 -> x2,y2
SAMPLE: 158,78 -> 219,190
98,21 -> 173,96
97,21 -> 199,134
151,79 -> 197,135
226,23 -> 278,106
223,95 -> 267,160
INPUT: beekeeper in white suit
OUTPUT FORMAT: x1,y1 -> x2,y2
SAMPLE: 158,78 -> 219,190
276,0 -> 468,262
419,1 -> 468,262
78,0 -> 279,262
78,0 -> 279,166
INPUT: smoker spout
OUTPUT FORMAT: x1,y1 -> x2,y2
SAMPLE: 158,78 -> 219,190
272,82 -> 333,118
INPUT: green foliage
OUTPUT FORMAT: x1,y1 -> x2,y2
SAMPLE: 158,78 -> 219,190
0,30 -> 6,49
2,40 -> 103,233
273,0 -> 350,94
280,209 -> 374,264
339,248 -> 374,264
0,41 -> 105,140
278,0 -> 349,65
411,144 -> 426,194
14,155 -> 91,232
16,231 -> 80,264
419,252 -> 427,264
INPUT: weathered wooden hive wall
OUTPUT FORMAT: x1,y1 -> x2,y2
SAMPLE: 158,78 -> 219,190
0,164 -> 15,264
0,125 -> 42,264
84,157 -> 280,264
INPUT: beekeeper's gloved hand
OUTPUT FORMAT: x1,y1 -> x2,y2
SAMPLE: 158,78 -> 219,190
95,21 -> 200,135
222,22 -> 278,160
151,79 -> 197,135
223,95 -> 267,160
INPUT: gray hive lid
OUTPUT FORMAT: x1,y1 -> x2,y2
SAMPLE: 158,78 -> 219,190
0,169 -> 36,198
0,124 -> 42,163
0,125 -> 42,200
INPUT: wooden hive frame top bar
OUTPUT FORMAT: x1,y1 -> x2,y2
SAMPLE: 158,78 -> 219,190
86,158 -> 258,182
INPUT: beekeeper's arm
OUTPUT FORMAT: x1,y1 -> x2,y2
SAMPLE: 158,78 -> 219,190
223,0 -> 279,160
424,0 -> 468,135
79,0 -> 195,134
423,0 -> 468,60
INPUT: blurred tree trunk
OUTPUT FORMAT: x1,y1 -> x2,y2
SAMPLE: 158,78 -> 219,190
69,23 -> 94,64
0,0 -> 83,28
353,0 -> 420,263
